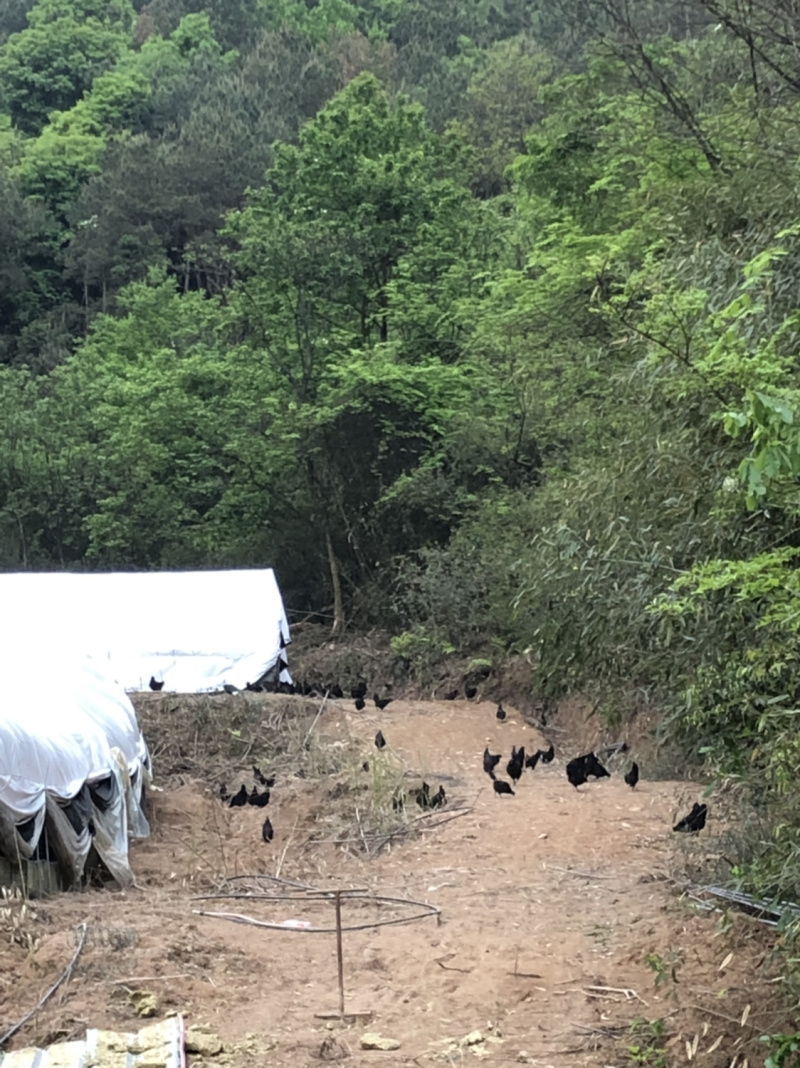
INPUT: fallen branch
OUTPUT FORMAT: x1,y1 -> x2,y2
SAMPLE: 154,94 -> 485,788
584,985 -> 648,1006
275,814 -> 300,879
571,1022 -> 630,1037
0,922 -> 87,1047
369,805 -> 473,857
512,946 -> 542,978
354,805 -> 369,855
545,864 -> 615,880
689,1004 -> 759,1027
109,973 -> 191,985
436,957 -> 472,974
301,692 -> 329,750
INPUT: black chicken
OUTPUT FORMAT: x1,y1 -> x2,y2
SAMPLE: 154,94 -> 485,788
506,746 -> 525,785
351,682 -> 367,699
465,686 -> 478,699
261,817 -> 274,842
673,802 -> 707,833
443,690 -> 458,701
429,785 -> 447,809
539,743 -> 555,764
374,694 -> 393,710
355,697 -> 366,711
624,762 -> 640,789
330,684 -> 344,699
375,729 -> 387,750
149,676 -> 164,692
496,704 -> 507,721
493,779 -> 515,796
525,750 -> 541,771
566,757 -> 589,789
248,787 -> 270,807
483,747 -> 502,778
229,784 -> 248,807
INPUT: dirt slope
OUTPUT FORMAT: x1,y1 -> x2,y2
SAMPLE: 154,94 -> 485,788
0,697 -> 786,1066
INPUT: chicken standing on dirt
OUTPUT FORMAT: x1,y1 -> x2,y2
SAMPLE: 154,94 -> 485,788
493,779 -> 515,796
149,676 -> 164,691
569,751 -> 610,780
673,802 -> 707,833
483,747 -> 501,778
229,784 -> 248,807
496,704 -> 507,721
506,746 -> 525,785
261,817 -> 274,842
374,694 -> 392,710
624,762 -> 640,789
566,758 -> 588,789
375,729 -> 386,750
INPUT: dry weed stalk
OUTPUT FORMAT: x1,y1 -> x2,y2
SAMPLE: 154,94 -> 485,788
0,886 -> 40,951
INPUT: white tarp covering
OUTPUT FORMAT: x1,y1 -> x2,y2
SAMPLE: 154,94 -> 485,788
0,651 -> 151,887
0,569 -> 292,693
0,1014 -> 186,1068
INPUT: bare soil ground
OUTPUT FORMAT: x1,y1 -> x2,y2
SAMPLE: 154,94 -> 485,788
0,695 -> 791,1067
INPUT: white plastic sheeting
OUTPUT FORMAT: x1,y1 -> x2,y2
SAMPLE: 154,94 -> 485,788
0,569 -> 292,693
0,652 -> 151,887
0,1014 -> 186,1068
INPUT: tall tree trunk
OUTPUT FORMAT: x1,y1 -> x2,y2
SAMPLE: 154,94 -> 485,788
326,529 -> 345,638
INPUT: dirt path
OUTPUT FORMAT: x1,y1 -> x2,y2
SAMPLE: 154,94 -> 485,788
0,698 -> 782,1066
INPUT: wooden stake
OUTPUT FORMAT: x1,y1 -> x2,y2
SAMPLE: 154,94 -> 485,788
335,890 -> 345,1017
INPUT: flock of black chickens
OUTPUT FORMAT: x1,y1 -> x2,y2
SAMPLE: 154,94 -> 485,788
484,704 -> 708,833
216,683 -> 709,843
221,766 -> 275,842
484,737 -> 636,795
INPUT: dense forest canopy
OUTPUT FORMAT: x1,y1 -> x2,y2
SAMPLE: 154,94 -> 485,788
5,0 -> 800,987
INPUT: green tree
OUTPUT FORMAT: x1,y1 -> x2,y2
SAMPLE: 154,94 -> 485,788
0,0 -> 136,134
221,73 -> 505,626
50,272 -> 233,566
0,162 -> 64,366
14,13 -> 229,211
64,26 -> 340,317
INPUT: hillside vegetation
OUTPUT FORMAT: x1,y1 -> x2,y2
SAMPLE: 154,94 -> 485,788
3,0 -> 800,1007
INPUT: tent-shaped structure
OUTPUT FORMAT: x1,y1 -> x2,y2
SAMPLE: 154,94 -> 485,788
0,652 -> 151,891
0,569 -> 292,693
